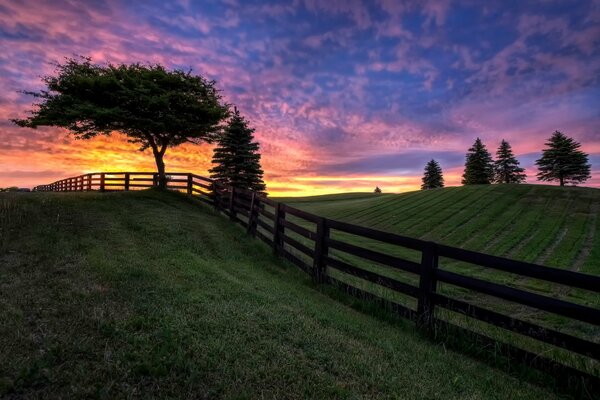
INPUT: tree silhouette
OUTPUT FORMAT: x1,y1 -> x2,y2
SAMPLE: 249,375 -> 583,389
462,138 -> 494,185
494,140 -> 526,184
421,159 -> 444,190
374,186 -> 382,193
535,131 -> 591,186
209,108 -> 266,193
12,57 -> 229,189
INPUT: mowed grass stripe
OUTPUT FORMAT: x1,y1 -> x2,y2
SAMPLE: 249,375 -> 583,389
510,190 -> 576,263
397,187 -> 486,237
489,195 -> 556,258
541,196 -> 595,268
463,186 -> 538,251
372,187 -> 466,229
437,185 -> 529,247
377,186 -> 473,234
418,185 -> 499,243
337,190 -> 436,224
398,186 -> 495,239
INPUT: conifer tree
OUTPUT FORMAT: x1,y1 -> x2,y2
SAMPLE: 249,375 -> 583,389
462,138 -> 494,185
535,131 -> 591,186
494,139 -> 526,184
209,109 -> 266,193
421,159 -> 444,190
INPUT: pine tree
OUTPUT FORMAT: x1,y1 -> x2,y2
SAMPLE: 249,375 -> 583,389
209,109 -> 267,193
462,138 -> 494,185
421,159 -> 444,190
494,140 -> 526,184
535,131 -> 591,186
374,186 -> 382,193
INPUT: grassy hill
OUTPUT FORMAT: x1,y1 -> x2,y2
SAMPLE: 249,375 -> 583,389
0,190 -> 561,399
281,184 -> 600,275
278,185 -> 600,378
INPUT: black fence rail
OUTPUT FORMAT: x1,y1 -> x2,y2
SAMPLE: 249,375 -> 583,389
35,172 -> 600,387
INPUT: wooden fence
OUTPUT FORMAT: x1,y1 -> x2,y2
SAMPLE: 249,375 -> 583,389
35,172 -> 600,387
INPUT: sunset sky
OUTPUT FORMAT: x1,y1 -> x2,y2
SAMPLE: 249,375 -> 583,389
1,0 -> 599,195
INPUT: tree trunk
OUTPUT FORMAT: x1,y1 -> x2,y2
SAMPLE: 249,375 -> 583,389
154,152 -> 167,190
559,176 -> 564,187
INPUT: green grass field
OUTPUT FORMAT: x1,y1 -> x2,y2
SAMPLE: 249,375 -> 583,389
0,190 -> 566,399
280,184 -> 600,275
277,184 -> 600,378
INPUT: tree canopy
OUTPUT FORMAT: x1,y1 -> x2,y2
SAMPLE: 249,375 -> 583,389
209,109 -> 266,193
12,57 -> 230,188
462,138 -> 494,185
494,140 -> 526,184
421,159 -> 444,190
535,131 -> 591,186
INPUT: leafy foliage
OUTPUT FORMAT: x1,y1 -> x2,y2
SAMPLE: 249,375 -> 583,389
462,138 -> 494,185
494,140 -> 526,184
535,131 -> 591,186
421,159 -> 444,190
210,109 -> 266,193
12,57 -> 229,188
374,186 -> 382,193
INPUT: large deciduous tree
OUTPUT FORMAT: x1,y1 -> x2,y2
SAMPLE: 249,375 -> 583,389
494,139 -> 526,184
209,108 -> 266,193
421,159 -> 444,190
535,131 -> 591,186
462,137 -> 494,185
12,57 -> 229,188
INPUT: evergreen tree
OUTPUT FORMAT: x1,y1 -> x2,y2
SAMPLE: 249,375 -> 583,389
535,131 -> 591,186
462,138 -> 494,185
374,186 -> 382,193
209,109 -> 266,193
494,140 -> 526,184
421,159 -> 444,190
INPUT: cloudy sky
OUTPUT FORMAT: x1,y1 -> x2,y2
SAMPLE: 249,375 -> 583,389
1,0 -> 599,194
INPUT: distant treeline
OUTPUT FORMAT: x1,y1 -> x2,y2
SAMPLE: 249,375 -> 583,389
415,131 -> 591,192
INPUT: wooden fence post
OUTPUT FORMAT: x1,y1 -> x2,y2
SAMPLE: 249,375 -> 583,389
100,173 -> 106,192
124,173 -> 130,191
228,187 -> 236,221
417,241 -> 439,332
187,173 -> 193,195
313,217 -> 330,283
246,192 -> 258,235
88,174 -> 92,191
211,182 -> 220,210
272,203 -> 285,255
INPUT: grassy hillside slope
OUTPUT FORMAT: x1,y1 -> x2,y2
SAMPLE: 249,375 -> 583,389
0,190 -> 559,399
281,184 -> 600,275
